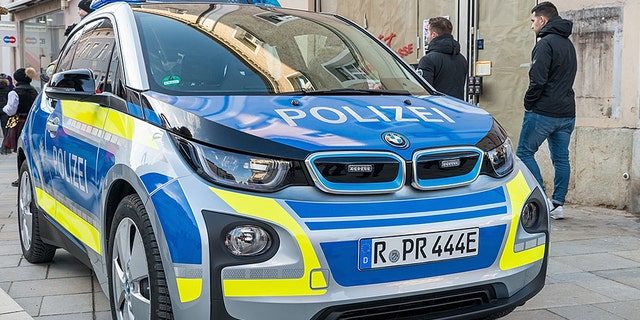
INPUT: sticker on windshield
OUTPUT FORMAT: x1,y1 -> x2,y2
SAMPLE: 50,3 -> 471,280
162,75 -> 181,86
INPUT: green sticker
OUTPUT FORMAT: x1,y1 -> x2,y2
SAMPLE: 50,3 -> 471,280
162,75 -> 181,86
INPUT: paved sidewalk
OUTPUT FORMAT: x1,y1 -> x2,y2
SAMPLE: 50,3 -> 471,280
1,152 -> 640,319
503,206 -> 640,319
0,153 -> 109,320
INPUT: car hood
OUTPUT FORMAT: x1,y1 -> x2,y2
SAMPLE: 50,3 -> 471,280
143,92 -> 493,160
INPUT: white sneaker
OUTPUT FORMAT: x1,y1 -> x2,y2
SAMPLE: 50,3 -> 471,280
550,205 -> 564,220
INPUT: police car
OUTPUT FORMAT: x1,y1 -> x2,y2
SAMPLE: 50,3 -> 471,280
16,0 -> 550,319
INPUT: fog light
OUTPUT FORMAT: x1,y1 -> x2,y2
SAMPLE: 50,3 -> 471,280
225,226 -> 271,256
520,202 -> 540,230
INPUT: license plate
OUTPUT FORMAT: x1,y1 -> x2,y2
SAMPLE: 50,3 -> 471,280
358,228 -> 479,269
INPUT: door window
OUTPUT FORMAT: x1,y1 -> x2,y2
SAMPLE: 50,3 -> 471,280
69,19 -> 117,93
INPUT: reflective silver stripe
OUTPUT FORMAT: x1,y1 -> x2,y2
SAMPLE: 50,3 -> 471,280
174,265 -> 203,278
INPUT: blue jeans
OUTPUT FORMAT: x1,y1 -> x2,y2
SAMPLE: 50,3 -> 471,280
516,111 -> 575,205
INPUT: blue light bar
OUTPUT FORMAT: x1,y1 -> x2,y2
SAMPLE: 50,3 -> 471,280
90,0 -> 142,10
90,0 -> 280,10
251,0 -> 280,6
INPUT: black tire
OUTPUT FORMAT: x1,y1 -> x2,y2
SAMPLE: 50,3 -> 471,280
17,160 -> 56,263
108,194 -> 173,320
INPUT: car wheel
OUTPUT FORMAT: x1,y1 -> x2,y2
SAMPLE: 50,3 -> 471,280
108,194 -> 173,320
18,160 -> 56,263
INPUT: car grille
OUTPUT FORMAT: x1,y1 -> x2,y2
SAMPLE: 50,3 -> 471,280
312,285 -> 497,320
412,147 -> 483,190
305,152 -> 405,194
305,148 -> 485,194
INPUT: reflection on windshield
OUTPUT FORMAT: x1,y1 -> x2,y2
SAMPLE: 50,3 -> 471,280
135,4 -> 428,96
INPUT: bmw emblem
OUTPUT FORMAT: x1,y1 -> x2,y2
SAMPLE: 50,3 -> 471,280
382,132 -> 409,149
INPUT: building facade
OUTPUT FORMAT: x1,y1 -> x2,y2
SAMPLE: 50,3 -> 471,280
314,0 -> 640,213
2,0 -> 639,213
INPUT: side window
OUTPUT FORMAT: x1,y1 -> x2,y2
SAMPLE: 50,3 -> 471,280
69,19 -> 117,92
101,42 -> 121,94
55,28 -> 84,73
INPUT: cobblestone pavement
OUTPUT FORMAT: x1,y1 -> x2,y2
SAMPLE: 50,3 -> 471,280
1,152 -> 639,319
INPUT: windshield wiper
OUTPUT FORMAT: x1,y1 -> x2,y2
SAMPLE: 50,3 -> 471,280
278,88 -> 412,96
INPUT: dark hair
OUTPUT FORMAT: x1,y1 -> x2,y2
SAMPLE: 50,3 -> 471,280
532,2 -> 558,18
78,0 -> 94,13
428,17 -> 453,36
13,67 -> 37,84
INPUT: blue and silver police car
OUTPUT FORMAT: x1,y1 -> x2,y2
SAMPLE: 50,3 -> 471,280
17,1 -> 550,319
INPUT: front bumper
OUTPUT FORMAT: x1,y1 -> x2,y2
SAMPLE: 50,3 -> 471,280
194,167 -> 549,320
313,258 -> 547,320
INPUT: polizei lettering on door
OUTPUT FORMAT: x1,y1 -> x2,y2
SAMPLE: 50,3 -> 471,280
275,105 -> 456,127
53,146 -> 88,193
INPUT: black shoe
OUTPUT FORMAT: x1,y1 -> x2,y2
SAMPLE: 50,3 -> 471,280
11,179 -> 18,187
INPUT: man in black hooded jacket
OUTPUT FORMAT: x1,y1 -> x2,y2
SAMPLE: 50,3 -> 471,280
64,0 -> 95,36
516,1 -> 577,220
417,17 -> 468,100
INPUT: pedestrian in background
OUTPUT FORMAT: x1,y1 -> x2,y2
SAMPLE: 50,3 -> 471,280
2,68 -> 39,186
0,73 -> 12,150
516,1 -> 577,220
64,0 -> 95,36
417,16 -> 468,100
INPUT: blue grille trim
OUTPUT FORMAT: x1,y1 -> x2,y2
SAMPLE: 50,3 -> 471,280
412,147 -> 484,190
305,151 -> 405,194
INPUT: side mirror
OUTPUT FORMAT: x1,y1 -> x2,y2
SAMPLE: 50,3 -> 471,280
43,69 -> 128,112
45,69 -> 96,100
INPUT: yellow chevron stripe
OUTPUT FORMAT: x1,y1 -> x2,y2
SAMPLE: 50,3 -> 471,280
176,278 -> 202,303
35,187 -> 102,254
210,187 -> 327,297
499,171 -> 546,270
60,100 -> 108,129
104,110 -> 135,140
60,100 -> 158,150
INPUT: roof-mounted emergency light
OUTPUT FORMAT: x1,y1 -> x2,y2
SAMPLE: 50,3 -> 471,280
89,0 -> 280,10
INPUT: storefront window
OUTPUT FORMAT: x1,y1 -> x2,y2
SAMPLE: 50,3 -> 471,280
21,11 -> 65,90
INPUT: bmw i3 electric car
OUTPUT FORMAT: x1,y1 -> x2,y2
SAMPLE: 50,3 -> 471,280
17,1 -> 550,319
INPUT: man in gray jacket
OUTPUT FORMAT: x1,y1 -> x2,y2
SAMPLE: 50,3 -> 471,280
417,17 -> 468,100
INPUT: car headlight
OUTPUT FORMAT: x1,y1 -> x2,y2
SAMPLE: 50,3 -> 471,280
486,138 -> 514,177
477,120 -> 515,178
174,136 -> 306,192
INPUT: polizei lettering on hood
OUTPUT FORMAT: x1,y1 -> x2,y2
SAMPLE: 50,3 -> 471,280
275,105 -> 456,127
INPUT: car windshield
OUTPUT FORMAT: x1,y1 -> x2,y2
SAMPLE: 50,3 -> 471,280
133,4 -> 429,96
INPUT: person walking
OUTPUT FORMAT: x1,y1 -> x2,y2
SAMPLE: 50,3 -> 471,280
417,16 -> 468,100
2,68 -> 39,186
516,1 -> 577,220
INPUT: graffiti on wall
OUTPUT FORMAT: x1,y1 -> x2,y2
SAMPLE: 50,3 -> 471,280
377,33 -> 413,57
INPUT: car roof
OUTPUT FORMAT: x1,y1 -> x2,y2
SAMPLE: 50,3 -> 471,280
89,0 -> 280,10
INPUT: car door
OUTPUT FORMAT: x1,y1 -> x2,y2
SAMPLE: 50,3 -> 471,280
44,18 -> 116,254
